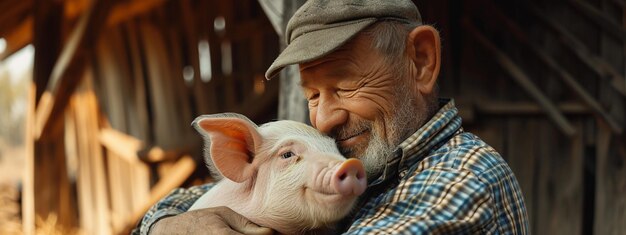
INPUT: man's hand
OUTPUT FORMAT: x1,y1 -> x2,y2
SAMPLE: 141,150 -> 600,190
149,207 -> 274,235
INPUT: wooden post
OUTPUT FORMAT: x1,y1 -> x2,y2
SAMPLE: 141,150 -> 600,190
259,0 -> 309,122
22,84 -> 36,235
593,1 -> 626,233
71,74 -> 112,235
32,0 -> 62,103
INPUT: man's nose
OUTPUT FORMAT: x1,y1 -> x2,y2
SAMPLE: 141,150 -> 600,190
313,95 -> 348,134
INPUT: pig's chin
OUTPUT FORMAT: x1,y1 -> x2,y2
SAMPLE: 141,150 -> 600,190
252,187 -> 356,234
304,186 -> 357,207
303,186 -> 358,223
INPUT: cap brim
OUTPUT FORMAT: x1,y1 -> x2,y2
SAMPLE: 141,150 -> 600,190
265,19 -> 376,79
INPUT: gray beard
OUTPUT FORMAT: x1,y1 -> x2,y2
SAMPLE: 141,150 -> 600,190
360,87 -> 429,180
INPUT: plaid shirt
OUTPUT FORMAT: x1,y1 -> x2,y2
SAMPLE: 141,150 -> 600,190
134,99 -> 529,234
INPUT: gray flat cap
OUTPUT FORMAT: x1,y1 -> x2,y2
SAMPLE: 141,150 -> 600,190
265,0 -> 422,79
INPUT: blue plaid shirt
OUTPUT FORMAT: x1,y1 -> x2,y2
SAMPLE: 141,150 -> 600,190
134,99 -> 529,234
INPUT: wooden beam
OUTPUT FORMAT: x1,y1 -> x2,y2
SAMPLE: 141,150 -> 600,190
35,0 -> 113,140
568,0 -> 626,41
525,3 -> 626,97
22,83 -> 36,235
106,0 -> 166,26
0,16 -> 32,61
99,128 -> 143,162
0,0 -> 32,37
474,101 -> 592,115
463,19 -> 577,137
121,155 -> 196,234
3,0 -> 165,61
33,0 -> 62,103
274,0 -> 309,123
72,77 -> 112,235
65,0 -> 166,27
480,0 -> 623,134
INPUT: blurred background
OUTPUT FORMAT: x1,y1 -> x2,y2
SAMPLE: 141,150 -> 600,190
0,0 -> 624,234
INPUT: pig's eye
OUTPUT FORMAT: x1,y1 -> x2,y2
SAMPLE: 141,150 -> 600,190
281,151 -> 295,159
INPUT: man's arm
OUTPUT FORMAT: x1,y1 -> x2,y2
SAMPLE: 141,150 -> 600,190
132,183 -> 273,235
132,184 -> 213,235
344,167 -> 501,234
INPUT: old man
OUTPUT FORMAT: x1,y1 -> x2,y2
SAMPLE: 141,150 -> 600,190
134,0 -> 529,234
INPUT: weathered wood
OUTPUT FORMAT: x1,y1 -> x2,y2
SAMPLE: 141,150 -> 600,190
504,118 -> 537,234
179,0 -> 212,115
533,120 -> 584,234
525,3 -> 626,97
106,150 -> 126,232
594,1 -> 626,233
99,128 -> 143,162
100,127 -> 150,234
163,15 -> 194,131
35,0 -> 113,140
139,20 -> 187,148
72,76 -> 112,235
480,2 -> 622,133
138,146 -> 193,163
594,128 -> 626,234
568,0 -> 626,41
463,19 -> 577,137
94,27 -> 129,133
32,0 -> 62,103
22,84 -> 36,235
65,0 -> 165,27
107,0 -> 165,26
122,155 -> 196,234
474,101 -> 591,115
31,0 -> 80,223
124,21 -> 151,143
66,100 -> 94,233
264,0 -> 309,122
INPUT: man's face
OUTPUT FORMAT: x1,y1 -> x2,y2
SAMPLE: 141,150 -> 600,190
299,34 -> 426,179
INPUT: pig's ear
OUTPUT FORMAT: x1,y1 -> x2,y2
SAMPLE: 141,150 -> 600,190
193,113 -> 262,183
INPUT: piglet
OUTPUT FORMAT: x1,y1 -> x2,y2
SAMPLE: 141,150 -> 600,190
188,113 -> 367,234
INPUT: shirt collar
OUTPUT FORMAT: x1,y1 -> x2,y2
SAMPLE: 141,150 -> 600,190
368,98 -> 463,187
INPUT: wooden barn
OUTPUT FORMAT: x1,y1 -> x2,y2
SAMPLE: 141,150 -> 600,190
0,0 -> 624,234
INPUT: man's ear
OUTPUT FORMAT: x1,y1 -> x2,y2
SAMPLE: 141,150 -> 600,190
193,114 -> 262,183
407,25 -> 441,95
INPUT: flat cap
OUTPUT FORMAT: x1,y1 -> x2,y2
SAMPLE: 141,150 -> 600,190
265,0 -> 422,79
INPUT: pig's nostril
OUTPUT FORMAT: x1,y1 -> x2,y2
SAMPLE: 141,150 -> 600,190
338,172 -> 347,181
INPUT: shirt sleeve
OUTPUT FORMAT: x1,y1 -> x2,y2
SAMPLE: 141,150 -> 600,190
132,183 -> 215,235
344,167 -> 497,234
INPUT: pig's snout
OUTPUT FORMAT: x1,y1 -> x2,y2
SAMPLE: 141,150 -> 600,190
332,159 -> 367,196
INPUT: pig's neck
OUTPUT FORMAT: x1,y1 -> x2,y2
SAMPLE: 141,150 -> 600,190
203,180 -> 306,234
201,180 -> 255,211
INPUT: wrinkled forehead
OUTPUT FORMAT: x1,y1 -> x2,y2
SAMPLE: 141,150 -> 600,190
259,120 -> 338,152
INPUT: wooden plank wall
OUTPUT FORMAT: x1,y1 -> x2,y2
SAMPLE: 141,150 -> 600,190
22,0 -> 281,233
412,0 -> 626,234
